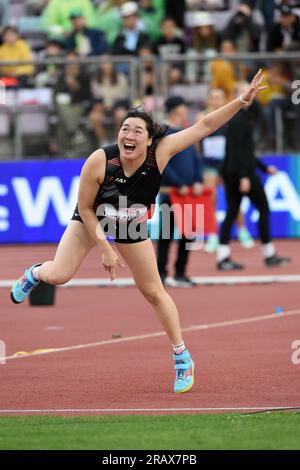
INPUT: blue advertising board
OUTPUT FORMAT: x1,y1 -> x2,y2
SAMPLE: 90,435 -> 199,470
0,156 -> 300,243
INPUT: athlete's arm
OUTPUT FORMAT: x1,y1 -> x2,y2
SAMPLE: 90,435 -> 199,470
78,149 -> 123,280
156,70 -> 266,172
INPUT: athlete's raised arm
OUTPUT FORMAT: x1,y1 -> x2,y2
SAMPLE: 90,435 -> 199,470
156,69 -> 266,171
78,149 -> 123,280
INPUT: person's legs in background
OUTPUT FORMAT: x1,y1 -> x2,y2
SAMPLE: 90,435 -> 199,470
173,233 -> 196,287
236,209 -> 255,249
202,168 -> 219,253
157,193 -> 174,285
217,176 -> 244,270
248,174 -> 291,266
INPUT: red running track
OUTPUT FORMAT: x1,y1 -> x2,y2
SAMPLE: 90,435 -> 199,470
0,240 -> 299,415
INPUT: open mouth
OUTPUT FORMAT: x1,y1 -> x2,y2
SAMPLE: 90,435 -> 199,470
124,143 -> 136,152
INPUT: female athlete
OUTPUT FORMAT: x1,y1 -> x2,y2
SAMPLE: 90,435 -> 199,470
11,70 -> 266,394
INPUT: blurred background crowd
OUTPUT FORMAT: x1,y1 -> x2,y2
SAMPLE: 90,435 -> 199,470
0,0 -> 300,158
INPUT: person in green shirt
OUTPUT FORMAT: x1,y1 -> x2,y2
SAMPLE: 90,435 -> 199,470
95,0 -> 125,46
42,0 -> 95,37
139,0 -> 165,40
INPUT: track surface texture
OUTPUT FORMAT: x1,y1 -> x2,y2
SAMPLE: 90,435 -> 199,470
0,240 -> 299,415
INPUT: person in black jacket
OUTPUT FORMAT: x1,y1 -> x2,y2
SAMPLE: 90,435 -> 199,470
65,11 -> 108,56
222,2 -> 261,52
112,1 -> 151,56
216,82 -> 291,270
267,4 -> 300,52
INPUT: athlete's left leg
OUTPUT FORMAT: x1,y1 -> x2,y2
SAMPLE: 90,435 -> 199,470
116,238 -> 182,345
115,238 -> 195,393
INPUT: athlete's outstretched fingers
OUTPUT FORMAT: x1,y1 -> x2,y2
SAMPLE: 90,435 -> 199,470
253,68 -> 262,82
110,266 -> 116,281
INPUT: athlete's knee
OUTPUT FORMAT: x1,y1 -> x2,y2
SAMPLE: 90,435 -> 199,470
42,270 -> 72,286
139,284 -> 165,305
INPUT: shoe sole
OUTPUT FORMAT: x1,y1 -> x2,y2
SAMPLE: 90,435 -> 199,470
10,290 -> 22,304
174,362 -> 195,394
265,262 -> 290,267
217,266 -> 244,271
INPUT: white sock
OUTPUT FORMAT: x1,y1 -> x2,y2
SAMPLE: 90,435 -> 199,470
262,243 -> 275,259
173,342 -> 186,355
32,266 -> 41,281
217,244 -> 230,262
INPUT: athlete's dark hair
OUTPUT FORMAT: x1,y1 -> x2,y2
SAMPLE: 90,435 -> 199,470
120,108 -> 168,139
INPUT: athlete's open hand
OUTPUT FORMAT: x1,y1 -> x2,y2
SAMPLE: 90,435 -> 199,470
241,69 -> 267,104
102,249 -> 124,281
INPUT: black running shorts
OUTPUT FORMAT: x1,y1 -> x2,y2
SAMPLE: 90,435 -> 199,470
71,205 -> 149,244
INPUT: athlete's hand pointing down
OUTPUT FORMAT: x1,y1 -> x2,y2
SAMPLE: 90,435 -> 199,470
102,249 -> 124,281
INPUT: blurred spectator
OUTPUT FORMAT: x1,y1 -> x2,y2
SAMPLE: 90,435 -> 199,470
185,12 -> 218,83
88,97 -> 130,148
256,62 -> 293,150
139,0 -> 165,41
112,98 -> 130,130
112,1 -> 150,55
90,59 -> 129,107
0,0 -> 9,31
35,38 -> 65,88
222,2 -> 261,52
0,26 -> 34,87
210,40 -> 246,99
42,0 -> 95,37
157,95 -> 203,287
88,98 -> 107,147
54,51 -> 91,153
189,11 -> 218,53
243,0 -> 274,32
267,4 -> 300,51
197,87 -> 255,253
95,0 -> 125,46
138,44 -> 155,96
154,16 -> 185,85
155,17 -> 185,56
196,88 -> 227,253
65,10 -> 108,56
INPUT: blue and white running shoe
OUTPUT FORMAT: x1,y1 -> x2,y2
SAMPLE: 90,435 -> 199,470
173,349 -> 195,394
10,264 -> 41,304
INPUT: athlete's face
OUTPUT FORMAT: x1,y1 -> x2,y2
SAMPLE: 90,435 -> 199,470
118,118 -> 152,160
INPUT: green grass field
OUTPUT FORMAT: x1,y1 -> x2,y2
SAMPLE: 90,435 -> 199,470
0,413 -> 299,450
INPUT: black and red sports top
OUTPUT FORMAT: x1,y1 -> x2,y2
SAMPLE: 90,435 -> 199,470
92,141 -> 162,224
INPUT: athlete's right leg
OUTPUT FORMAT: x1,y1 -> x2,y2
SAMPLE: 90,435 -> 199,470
38,221 -> 95,285
11,221 -> 95,303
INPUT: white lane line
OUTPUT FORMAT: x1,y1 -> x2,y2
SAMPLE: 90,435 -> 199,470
1,274 -> 300,288
2,308 -> 300,363
0,406 -> 298,414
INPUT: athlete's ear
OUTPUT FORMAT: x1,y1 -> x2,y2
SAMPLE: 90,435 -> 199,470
147,137 -> 153,147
